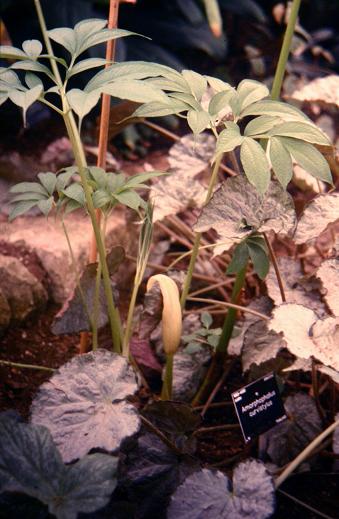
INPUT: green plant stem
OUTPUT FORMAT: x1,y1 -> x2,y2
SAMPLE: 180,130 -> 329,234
271,0 -> 302,100
192,266 -> 247,406
34,0 -> 63,86
0,360 -> 55,372
275,417 -> 339,488
123,282 -> 139,357
34,0 -> 122,353
161,353 -> 174,400
263,232 -> 286,302
64,113 -> 122,353
180,155 -> 223,310
92,260 -> 102,351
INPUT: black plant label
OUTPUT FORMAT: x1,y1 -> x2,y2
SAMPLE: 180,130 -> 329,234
231,372 -> 287,443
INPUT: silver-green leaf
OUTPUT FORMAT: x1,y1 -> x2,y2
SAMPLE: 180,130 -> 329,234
269,136 -> 293,188
281,137 -> 332,184
240,137 -> 270,193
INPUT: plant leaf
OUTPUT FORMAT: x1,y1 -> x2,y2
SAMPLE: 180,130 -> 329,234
268,121 -> 331,146
181,70 -> 207,101
37,172 -> 57,195
240,137 -> 271,193
208,89 -> 234,116
0,413 -> 118,519
150,175 -> 206,222
311,317 -> 339,371
67,88 -> 101,127
316,259 -> 339,316
242,320 -> 286,372
85,61 -> 185,93
269,303 -> 317,359
280,137 -> 332,184
237,79 -> 269,111
260,394 -> 322,466
8,200 -> 38,221
8,84 -> 42,126
0,45 -> 27,60
194,176 -> 295,255
168,460 -> 275,519
269,136 -> 293,188
22,39 -> 43,60
120,431 -> 197,519
215,122 -> 243,157
102,80 -> 168,104
187,109 -> 210,135
31,350 -> 140,462
25,72 -> 43,90
294,192 -> 339,244
10,60 -> 54,81
48,27 -> 77,55
227,240 -> 250,274
168,133 -> 215,177
244,115 -> 280,137
78,28 -> 137,56
240,99 -> 309,122
67,57 -> 108,78
62,182 -> 86,206
37,197 -> 54,216
52,246 -> 125,334
247,235 -> 270,279
266,257 -> 326,316
132,99 -> 189,118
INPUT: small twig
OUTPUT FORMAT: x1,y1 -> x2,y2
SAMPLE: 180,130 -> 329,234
194,423 -> 239,435
0,360 -> 55,372
276,489 -> 335,519
140,415 -> 183,455
201,371 -> 229,417
194,401 -> 233,411
263,232 -> 286,303
187,297 -> 269,321
311,359 -> 326,422
275,418 -> 339,488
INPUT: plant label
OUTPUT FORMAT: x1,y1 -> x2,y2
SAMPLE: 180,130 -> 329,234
231,372 -> 287,443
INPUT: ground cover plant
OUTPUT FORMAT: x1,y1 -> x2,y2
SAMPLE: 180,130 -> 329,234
0,0 -> 338,518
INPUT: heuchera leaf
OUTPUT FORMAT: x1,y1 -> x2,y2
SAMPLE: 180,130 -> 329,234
269,303 -> 339,372
242,320 -> 286,372
316,259 -> 339,316
266,257 -> 326,316
168,460 -> 275,519
120,431 -> 197,519
294,192 -> 339,244
52,246 -> 125,334
30,350 -> 140,462
194,176 -> 296,255
0,412 -> 118,519
260,393 -> 322,466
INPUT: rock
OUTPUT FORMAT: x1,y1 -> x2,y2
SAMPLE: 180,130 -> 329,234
0,288 -> 11,331
5,211 -> 134,303
172,349 -> 211,402
0,254 -> 47,322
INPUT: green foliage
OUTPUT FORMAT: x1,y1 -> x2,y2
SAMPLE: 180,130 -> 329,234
9,167 -> 163,220
182,312 -> 222,353
227,234 -> 269,279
